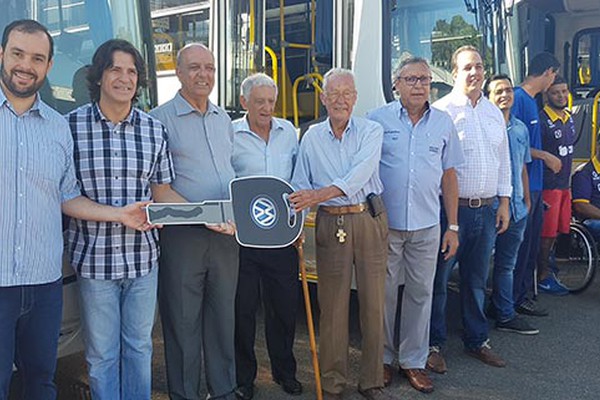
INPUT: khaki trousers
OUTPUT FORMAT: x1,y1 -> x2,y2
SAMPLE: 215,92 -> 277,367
315,209 -> 388,394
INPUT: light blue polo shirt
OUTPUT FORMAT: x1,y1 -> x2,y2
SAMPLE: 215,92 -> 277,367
150,92 -> 235,202
367,100 -> 464,231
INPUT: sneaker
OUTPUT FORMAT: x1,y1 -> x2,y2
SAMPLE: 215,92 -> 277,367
538,275 -> 569,296
496,316 -> 539,335
516,299 -> 549,317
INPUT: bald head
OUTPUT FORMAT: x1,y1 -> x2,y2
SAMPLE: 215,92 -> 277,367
176,43 -> 212,65
176,43 -> 216,108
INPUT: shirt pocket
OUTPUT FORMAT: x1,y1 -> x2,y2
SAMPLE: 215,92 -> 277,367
381,130 -> 402,159
27,138 -> 64,184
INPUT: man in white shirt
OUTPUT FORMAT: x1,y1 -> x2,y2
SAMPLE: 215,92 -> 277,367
428,46 -> 512,373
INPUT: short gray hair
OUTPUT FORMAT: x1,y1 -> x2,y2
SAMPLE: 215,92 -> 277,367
322,68 -> 355,92
240,73 -> 278,101
176,42 -> 211,65
393,56 -> 430,81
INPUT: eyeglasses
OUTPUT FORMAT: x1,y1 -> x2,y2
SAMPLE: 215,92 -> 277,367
396,75 -> 433,86
325,90 -> 356,100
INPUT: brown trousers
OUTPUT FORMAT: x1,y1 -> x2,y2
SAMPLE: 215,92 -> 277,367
315,209 -> 388,394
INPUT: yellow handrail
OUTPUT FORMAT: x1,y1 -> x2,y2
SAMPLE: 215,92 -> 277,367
292,73 -> 323,127
592,91 -> 600,159
264,46 -> 278,86
287,43 -> 312,49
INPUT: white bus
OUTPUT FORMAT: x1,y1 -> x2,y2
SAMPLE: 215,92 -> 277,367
196,0 -> 599,280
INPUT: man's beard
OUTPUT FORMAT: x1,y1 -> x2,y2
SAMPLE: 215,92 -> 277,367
1,63 -> 45,98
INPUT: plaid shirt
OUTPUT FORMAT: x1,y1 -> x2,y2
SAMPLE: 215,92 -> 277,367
66,103 -> 174,280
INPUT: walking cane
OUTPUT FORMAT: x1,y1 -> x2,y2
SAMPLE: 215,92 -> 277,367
297,234 -> 323,400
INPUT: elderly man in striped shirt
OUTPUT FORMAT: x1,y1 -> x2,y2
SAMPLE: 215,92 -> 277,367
65,39 -> 182,399
428,45 -> 512,372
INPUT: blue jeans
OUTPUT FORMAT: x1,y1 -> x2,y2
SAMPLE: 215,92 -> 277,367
492,216 -> 528,322
0,279 -> 62,400
513,191 -> 543,306
78,268 -> 158,400
430,205 -> 497,350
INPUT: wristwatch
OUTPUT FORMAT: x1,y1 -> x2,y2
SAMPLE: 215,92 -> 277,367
448,224 -> 459,233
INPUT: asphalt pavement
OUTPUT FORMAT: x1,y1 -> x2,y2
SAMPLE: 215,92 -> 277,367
10,273 -> 600,400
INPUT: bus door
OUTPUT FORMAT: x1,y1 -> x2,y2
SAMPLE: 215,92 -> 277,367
504,0 -> 600,162
213,0 -> 331,125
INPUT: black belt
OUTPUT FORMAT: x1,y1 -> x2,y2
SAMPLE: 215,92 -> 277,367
458,197 -> 496,208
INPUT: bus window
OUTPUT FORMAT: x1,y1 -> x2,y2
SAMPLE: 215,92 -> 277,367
388,0 -> 483,102
151,1 -> 210,105
572,29 -> 600,94
0,0 -> 154,114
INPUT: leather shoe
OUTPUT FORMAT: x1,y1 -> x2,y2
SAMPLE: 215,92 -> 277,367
402,369 -> 433,393
465,341 -> 506,367
426,347 -> 447,374
383,364 -> 394,387
234,385 -> 254,400
274,377 -> 302,395
358,386 -> 397,400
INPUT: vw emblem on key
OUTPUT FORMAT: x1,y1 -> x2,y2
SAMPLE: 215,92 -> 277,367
251,196 -> 277,229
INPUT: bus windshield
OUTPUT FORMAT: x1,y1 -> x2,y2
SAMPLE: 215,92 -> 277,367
0,0 -> 154,113
389,0 -> 481,101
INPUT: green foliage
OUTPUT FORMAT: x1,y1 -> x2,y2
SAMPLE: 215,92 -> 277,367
431,15 -> 493,73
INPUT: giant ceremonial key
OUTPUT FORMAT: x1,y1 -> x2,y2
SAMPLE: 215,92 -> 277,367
146,176 -> 303,248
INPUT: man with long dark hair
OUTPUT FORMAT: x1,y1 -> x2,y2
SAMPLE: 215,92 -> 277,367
65,38 -> 180,399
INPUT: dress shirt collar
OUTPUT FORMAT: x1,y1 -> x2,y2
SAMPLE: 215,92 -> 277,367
398,99 -> 431,123
174,91 -> 219,116
326,116 -> 355,139
92,102 -> 136,125
0,85 -> 49,119
449,89 -> 484,107
543,104 -> 571,124
235,114 -> 284,135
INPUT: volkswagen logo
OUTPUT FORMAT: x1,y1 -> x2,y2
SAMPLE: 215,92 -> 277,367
250,196 -> 277,229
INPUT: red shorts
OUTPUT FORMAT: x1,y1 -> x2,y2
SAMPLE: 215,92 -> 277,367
541,189 -> 572,238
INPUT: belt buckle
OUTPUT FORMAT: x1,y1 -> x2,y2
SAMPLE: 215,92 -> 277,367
468,198 -> 482,208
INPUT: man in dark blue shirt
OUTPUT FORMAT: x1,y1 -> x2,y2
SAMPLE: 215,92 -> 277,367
511,52 -> 561,315
537,76 -> 575,295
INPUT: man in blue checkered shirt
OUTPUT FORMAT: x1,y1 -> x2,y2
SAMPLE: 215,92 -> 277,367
65,39 -> 183,400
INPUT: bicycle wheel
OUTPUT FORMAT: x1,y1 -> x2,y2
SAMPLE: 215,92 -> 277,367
552,222 -> 598,293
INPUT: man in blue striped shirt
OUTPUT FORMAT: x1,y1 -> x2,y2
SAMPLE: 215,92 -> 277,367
0,20 -> 150,400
